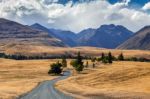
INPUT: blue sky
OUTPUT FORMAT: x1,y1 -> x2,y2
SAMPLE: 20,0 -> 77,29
52,0 -> 150,7
46,0 -> 150,6
0,0 -> 150,33
108,0 -> 149,5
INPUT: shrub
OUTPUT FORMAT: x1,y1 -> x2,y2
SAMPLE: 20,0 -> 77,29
92,63 -> 95,68
48,62 -> 62,75
91,57 -> 96,62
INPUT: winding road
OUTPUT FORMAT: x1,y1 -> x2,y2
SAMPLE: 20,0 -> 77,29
19,71 -> 73,99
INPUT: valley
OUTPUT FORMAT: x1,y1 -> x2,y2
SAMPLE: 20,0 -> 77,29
0,46 -> 150,99
0,18 -> 149,99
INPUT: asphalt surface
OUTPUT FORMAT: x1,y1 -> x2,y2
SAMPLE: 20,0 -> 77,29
19,71 -> 73,99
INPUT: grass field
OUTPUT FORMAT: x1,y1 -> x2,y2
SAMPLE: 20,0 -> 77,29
0,47 -> 150,99
56,61 -> 150,99
0,59 -> 59,99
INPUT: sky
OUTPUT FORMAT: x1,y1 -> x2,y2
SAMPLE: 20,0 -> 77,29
1,0 -> 150,33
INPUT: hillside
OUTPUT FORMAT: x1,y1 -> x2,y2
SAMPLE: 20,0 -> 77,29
31,23 -> 77,47
118,26 -> 150,50
57,61 -> 150,98
30,23 -> 56,37
77,24 -> 133,48
49,29 -> 77,47
77,28 -> 96,45
0,18 -> 66,54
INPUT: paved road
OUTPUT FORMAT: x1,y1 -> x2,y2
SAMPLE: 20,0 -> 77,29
19,71 -> 73,99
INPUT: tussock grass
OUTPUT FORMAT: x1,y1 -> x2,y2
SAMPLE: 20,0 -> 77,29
0,58 -> 58,99
56,61 -> 150,99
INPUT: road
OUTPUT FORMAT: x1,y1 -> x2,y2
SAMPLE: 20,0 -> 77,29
18,71 -> 73,99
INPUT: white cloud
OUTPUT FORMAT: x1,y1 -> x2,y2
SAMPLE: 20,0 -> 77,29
143,2 -> 150,10
0,0 -> 150,33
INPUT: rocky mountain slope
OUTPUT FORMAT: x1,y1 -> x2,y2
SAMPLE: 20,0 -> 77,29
0,18 -> 65,54
31,23 -> 77,47
77,24 -> 133,48
118,26 -> 150,50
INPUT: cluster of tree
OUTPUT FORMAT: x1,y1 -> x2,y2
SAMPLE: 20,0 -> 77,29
116,53 -> 150,62
48,57 -> 67,75
0,53 -> 61,60
0,52 -> 149,63
0,52 -> 92,60
125,57 -> 150,62
70,52 -> 84,73
91,52 -> 150,63
97,52 -> 113,64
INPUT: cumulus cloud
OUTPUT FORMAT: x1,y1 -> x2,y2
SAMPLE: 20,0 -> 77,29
0,0 -> 150,33
143,2 -> 150,10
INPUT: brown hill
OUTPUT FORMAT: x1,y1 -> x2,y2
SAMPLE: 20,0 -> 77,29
118,26 -> 150,50
0,18 -> 65,54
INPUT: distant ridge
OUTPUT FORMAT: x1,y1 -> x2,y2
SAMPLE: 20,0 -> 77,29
77,24 -> 133,48
0,18 -> 66,54
31,23 -> 133,49
31,23 -> 77,47
117,26 -> 150,50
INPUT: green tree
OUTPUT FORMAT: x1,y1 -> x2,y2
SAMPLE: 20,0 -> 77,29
70,52 -> 84,73
48,62 -> 62,75
118,53 -> 124,61
97,57 -> 101,62
108,52 -> 113,64
77,52 -> 83,65
102,57 -> 108,64
62,57 -> 67,68
101,52 -> 105,60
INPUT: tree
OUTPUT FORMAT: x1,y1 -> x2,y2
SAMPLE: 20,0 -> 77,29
108,52 -> 113,64
102,57 -> 108,64
92,63 -> 95,68
62,57 -> 67,68
91,57 -> 96,63
77,52 -> 83,65
101,52 -> 105,60
48,62 -> 62,75
70,52 -> 84,73
118,53 -> 124,61
97,57 -> 101,62
85,61 -> 89,68
101,53 -> 108,64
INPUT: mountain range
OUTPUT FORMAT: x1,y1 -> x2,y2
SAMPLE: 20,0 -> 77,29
31,23 -> 133,48
0,18 -> 149,52
77,24 -> 133,48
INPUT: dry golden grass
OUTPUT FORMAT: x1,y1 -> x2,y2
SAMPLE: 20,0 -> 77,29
0,47 -> 150,99
0,58 -> 59,99
56,61 -> 150,99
